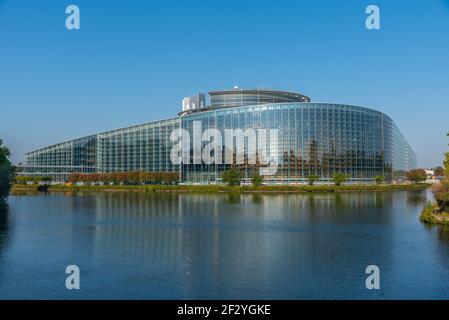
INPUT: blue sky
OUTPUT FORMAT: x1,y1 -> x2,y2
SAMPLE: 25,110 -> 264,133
0,0 -> 448,167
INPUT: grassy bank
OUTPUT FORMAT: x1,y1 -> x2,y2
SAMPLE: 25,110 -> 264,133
420,202 -> 449,226
12,183 -> 429,194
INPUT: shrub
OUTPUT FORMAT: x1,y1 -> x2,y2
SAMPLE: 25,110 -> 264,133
67,171 -> 179,186
15,175 -> 32,185
432,179 -> 449,213
374,175 -> 385,185
332,172 -> 348,186
14,175 -> 48,185
251,172 -> 263,186
307,174 -> 320,186
222,170 -> 243,186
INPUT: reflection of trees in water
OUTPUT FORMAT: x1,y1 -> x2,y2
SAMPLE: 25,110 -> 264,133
297,191 -> 396,225
0,198 -> 11,257
374,192 -> 386,208
10,189 -> 38,196
8,191 -> 423,267
437,226 -> 449,241
334,193 -> 344,209
406,190 -> 427,207
0,197 -> 7,210
251,194 -> 262,204
307,192 -> 389,212
226,193 -> 241,204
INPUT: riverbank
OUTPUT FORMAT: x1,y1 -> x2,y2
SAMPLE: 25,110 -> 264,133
420,203 -> 449,226
12,183 -> 429,194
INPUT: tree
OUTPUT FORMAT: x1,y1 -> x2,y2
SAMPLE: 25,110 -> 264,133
15,175 -> 32,185
68,173 -> 81,183
432,180 -> 449,213
222,169 -> 242,186
333,172 -> 348,186
374,175 -> 385,185
445,132 -> 449,177
434,166 -> 444,177
68,171 -> 179,186
251,172 -> 263,187
406,169 -> 427,183
0,139 -> 13,199
431,133 -> 449,213
307,174 -> 320,186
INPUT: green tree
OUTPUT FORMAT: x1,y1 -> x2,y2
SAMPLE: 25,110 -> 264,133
0,139 -> 13,199
251,172 -> 263,186
15,175 -> 31,185
374,175 -> 385,185
307,174 -> 320,186
222,169 -> 243,186
332,172 -> 348,186
406,169 -> 427,183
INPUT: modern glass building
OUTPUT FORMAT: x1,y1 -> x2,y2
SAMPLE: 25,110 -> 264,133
18,88 -> 417,184
209,88 -> 310,110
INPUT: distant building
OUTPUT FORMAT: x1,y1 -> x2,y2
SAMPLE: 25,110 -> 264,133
182,93 -> 206,112
425,169 -> 441,184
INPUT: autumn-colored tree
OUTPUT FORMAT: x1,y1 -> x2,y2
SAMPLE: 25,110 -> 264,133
406,169 -> 427,183
68,173 -> 78,183
68,171 -> 179,185
445,133 -> 449,177
433,133 -> 449,212
434,166 -> 444,177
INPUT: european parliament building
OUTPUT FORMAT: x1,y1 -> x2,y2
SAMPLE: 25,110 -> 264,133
18,88 -> 417,184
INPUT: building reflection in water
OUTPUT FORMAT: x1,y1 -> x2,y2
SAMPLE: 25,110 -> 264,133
70,191 -> 408,298
2,189 -> 449,299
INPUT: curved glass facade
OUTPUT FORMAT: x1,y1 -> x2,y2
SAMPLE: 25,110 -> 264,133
181,103 -> 416,183
19,91 -> 416,184
209,89 -> 310,109
97,118 -> 179,173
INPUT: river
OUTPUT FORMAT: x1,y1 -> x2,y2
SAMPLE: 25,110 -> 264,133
0,189 -> 448,299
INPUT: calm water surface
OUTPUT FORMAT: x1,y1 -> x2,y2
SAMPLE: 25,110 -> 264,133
0,189 -> 448,299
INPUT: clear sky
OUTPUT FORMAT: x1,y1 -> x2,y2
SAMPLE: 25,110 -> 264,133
1,0 -> 448,167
